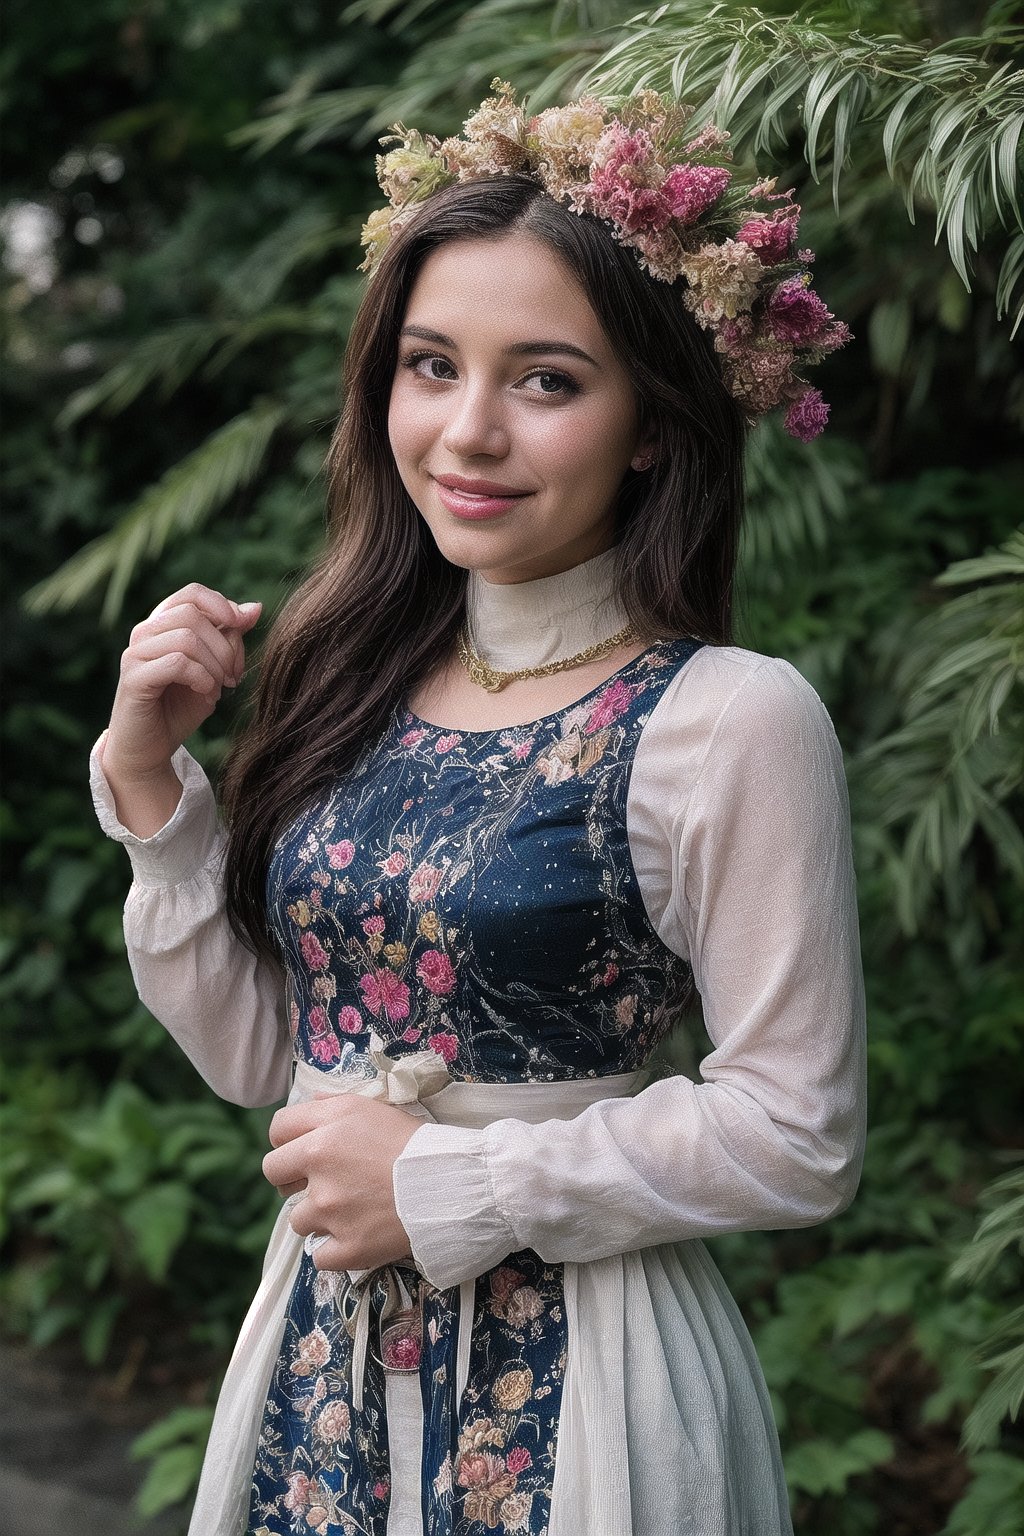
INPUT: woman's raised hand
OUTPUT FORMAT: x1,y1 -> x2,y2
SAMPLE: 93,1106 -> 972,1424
100,583 -> 261,835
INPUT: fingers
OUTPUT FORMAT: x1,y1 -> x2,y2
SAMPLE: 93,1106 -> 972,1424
268,1096 -> 358,1147
263,1139 -> 307,1190
149,582 -> 261,635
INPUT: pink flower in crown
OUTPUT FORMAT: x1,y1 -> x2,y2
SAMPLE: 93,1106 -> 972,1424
417,949 -> 456,996
767,276 -> 837,345
310,1032 -> 341,1065
300,931 -> 329,971
401,727 -> 428,748
338,1005 -> 363,1034
435,733 -> 462,755
359,968 -> 411,1021
428,1030 -> 458,1064
408,861 -> 442,904
591,124 -> 657,175
379,850 -> 407,877
584,678 -> 633,732
784,386 -> 830,442
506,1447 -> 533,1474
735,210 -> 799,264
308,1004 -> 330,1036
661,162 -> 731,225
326,839 -> 355,869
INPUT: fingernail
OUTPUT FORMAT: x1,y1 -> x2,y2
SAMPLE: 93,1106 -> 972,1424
237,601 -> 261,616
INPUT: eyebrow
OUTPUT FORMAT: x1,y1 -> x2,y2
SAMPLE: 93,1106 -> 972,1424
399,324 -> 600,368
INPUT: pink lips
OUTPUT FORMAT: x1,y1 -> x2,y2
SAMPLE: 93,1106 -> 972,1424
432,473 -> 532,520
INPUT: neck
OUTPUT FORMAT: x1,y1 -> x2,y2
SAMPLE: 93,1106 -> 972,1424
465,547 -> 630,671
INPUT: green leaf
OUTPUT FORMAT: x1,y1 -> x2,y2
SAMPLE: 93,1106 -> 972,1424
785,1428 -> 894,1496
122,1183 -> 193,1283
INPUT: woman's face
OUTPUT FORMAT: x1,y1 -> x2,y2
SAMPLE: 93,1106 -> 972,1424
387,230 -> 648,584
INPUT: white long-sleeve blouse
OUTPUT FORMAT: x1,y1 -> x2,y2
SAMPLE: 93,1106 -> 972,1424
89,551 -> 867,1293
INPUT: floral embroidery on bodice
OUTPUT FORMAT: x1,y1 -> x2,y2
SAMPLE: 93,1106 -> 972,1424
267,638 -> 703,1086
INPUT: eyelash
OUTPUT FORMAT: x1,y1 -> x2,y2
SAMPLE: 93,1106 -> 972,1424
400,350 -> 580,399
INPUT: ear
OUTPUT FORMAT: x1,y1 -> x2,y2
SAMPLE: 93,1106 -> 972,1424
629,427 -> 660,472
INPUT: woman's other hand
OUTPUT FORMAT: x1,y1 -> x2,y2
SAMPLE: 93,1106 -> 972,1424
263,1096 -> 420,1273
101,583 -> 261,835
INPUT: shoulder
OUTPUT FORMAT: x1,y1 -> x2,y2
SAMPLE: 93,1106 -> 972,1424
650,642 -> 837,750
631,644 -> 845,818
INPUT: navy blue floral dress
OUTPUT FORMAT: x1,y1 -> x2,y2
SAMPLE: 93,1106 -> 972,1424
247,638 -> 702,1536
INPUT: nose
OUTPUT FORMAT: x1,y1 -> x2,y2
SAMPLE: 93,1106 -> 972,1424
440,377 -> 510,460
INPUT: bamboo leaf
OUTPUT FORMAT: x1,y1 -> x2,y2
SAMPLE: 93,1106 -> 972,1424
23,401 -> 288,623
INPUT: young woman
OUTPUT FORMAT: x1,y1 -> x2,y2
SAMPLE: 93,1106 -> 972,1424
90,86 -> 865,1536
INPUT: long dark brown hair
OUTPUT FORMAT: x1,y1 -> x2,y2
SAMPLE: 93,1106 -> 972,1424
221,175 -> 748,962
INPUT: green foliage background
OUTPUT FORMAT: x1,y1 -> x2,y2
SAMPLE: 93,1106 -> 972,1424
1,1 -> 1021,1529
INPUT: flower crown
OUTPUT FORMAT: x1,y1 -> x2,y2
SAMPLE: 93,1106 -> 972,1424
360,81 -> 852,442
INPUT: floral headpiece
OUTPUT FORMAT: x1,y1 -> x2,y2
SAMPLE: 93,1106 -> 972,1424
360,80 -> 852,441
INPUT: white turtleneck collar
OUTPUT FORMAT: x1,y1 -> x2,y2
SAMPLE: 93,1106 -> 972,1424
465,546 -> 630,671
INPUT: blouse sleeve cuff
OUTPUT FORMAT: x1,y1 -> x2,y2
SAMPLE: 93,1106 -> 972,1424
392,1121 -> 516,1290
89,730 -> 221,887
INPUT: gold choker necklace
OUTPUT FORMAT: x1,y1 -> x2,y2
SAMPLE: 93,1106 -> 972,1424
457,624 -> 636,693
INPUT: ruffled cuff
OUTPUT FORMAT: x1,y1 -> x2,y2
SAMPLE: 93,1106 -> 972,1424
392,1121 -> 516,1290
89,729 -> 221,887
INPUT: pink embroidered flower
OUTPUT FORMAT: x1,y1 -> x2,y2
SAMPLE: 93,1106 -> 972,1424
309,887 -> 322,908
506,1447 -> 533,1474
401,1025 -> 422,1043
661,162 -> 731,225
401,727 -> 428,747
359,968 -> 411,1021
457,1450 -> 509,1489
408,861 -> 442,904
291,1326 -> 330,1376
510,737 -> 535,760
284,1471 -> 311,1512
417,949 -> 456,996
325,839 -> 355,869
585,678 -> 633,732
507,1286 -> 544,1327
383,1332 -> 422,1369
403,798 -> 414,811
372,1479 -> 390,1499
362,915 -> 386,936
428,1030 -> 458,1064
338,1005 -> 363,1034
435,733 -> 462,755
299,931 -> 329,971
305,1034 -> 346,1073
735,211 -> 798,264
379,850 -> 407,877
784,386 -> 830,442
490,1266 -> 526,1305
615,993 -> 638,1028
602,962 -> 619,986
308,1004 -> 330,1036
314,1400 -> 351,1443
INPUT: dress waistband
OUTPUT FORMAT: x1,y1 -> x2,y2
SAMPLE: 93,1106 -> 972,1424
290,1045 -> 649,1123
288,1035 -> 648,1411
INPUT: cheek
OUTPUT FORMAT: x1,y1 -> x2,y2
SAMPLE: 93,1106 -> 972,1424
387,381 -> 436,468
531,404 -> 634,492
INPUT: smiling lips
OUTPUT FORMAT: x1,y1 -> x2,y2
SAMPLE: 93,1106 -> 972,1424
432,473 -> 532,520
